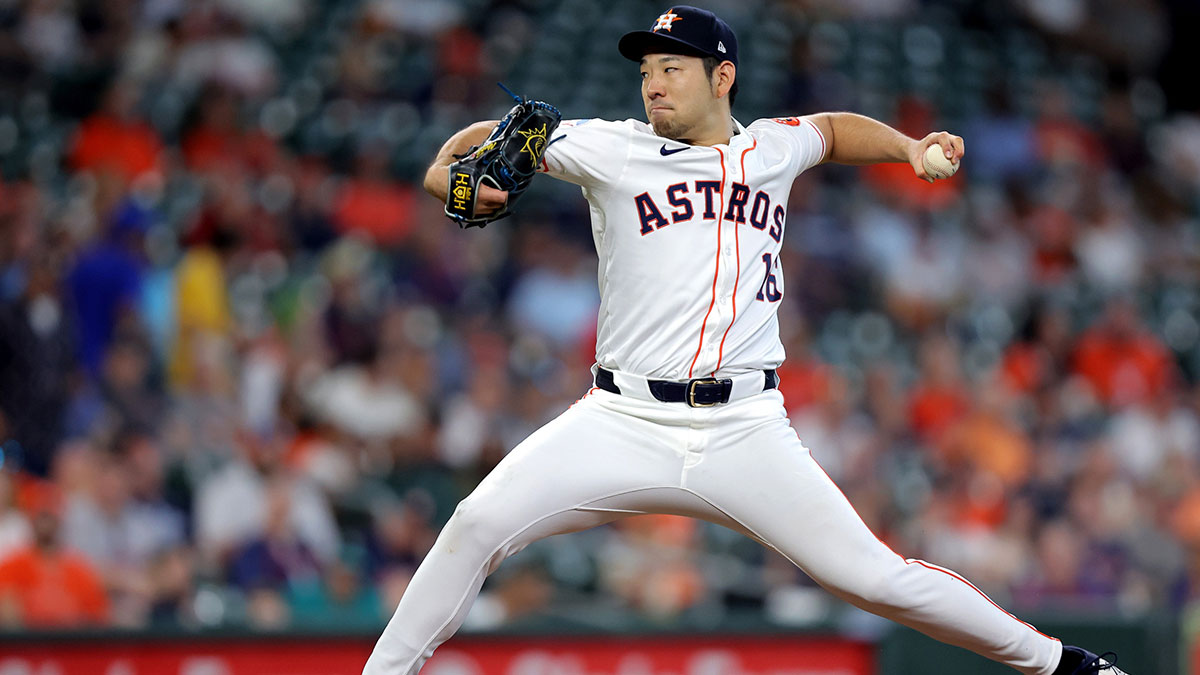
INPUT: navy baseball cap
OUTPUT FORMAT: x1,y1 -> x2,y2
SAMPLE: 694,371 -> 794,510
618,6 -> 738,67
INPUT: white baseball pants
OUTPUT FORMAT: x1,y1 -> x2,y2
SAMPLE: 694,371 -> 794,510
363,386 -> 1063,675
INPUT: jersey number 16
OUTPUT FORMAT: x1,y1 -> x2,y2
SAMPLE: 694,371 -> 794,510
756,253 -> 782,302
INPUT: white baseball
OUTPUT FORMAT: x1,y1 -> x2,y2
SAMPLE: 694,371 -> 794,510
922,143 -> 959,179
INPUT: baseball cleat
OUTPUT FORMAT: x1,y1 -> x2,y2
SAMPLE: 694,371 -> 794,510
1061,646 -> 1128,674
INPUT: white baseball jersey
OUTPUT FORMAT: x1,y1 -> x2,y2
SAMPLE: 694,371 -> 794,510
539,116 -> 826,380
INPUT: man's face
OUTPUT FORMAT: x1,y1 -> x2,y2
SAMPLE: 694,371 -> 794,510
640,53 -> 716,141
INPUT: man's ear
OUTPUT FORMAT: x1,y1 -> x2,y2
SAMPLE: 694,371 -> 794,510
713,61 -> 736,100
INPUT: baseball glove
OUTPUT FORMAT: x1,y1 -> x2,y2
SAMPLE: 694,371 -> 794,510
444,88 -> 562,228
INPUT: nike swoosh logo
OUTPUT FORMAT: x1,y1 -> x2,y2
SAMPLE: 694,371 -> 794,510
660,145 -> 689,156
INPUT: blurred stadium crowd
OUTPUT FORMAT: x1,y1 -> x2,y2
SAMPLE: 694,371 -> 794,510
1,0 -> 1200,636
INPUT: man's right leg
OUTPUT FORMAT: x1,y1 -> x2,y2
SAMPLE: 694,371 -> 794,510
363,390 -> 692,675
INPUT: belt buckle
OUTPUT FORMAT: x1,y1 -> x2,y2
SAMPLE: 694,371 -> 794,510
686,378 -> 720,407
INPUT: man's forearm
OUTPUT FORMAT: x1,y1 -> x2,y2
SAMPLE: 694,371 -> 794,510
810,112 -> 915,165
423,121 -> 497,200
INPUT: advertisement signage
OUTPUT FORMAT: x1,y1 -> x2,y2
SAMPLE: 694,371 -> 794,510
0,634 -> 873,675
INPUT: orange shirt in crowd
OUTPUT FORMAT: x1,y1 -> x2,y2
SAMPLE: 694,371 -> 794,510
861,161 -> 962,211
334,179 -> 416,247
775,357 -> 832,412
69,115 -> 163,180
1072,331 -> 1172,407
940,412 -> 1033,488
909,384 -> 970,442
0,547 -> 109,628
1172,489 -> 1200,546
183,126 -> 277,173
1000,342 -> 1046,394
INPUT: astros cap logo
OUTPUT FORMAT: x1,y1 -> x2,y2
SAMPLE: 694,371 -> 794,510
652,9 -> 682,32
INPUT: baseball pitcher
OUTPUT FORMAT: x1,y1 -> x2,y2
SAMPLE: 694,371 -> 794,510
365,6 -> 1126,675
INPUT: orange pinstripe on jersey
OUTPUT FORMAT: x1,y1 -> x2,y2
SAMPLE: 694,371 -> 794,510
688,147 -> 728,378
714,138 -> 758,373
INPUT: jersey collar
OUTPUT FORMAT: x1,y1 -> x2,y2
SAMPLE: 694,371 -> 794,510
641,116 -> 749,149
726,117 -> 750,149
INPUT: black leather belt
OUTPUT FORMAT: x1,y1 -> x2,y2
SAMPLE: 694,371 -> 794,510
594,367 -> 778,407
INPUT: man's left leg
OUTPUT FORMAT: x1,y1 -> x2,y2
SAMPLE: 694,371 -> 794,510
683,390 -> 1064,675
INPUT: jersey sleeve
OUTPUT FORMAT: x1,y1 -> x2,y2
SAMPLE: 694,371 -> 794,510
750,116 -> 828,177
539,119 -> 632,188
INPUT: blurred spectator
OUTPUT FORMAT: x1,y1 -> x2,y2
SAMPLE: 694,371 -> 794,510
333,147 -> 418,248
879,217 -> 965,331
1099,89 -> 1151,177
599,515 -> 705,620
65,335 -> 165,439
320,238 -> 384,365
1071,297 -> 1175,408
171,9 -> 278,97
182,84 -> 277,174
1016,0 -> 1167,75
147,545 -> 199,628
305,345 -> 426,445
364,0 -> 463,38
1108,386 -> 1200,482
66,199 -> 149,377
1154,112 -> 1200,198
506,227 -> 599,349
283,414 -> 357,498
962,192 -> 1034,310
288,158 -> 340,253
18,0 -> 83,72
0,498 -> 109,628
908,334 -> 971,444
463,563 -> 553,630
1032,81 -> 1107,169
161,331 -> 241,481
861,363 -> 909,440
437,26 -> 483,79
194,431 -> 340,572
226,476 -> 332,631
1074,187 -> 1146,293
939,375 -> 1034,490
964,86 -> 1037,184
187,162 -> 285,254
69,80 -> 164,183
228,476 -> 321,593
0,471 -> 32,561
289,551 -> 382,628
336,28 -> 389,101
1001,301 -> 1074,395
119,430 -> 188,553
241,331 -> 289,437
791,371 -> 876,484
1011,518 -> 1111,611
365,498 -> 435,607
1022,200 -> 1079,288
169,243 -> 233,388
437,364 -> 513,470
59,434 -> 183,626
0,253 -> 75,475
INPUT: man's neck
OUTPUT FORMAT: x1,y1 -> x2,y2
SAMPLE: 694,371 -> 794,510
688,114 -> 736,147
